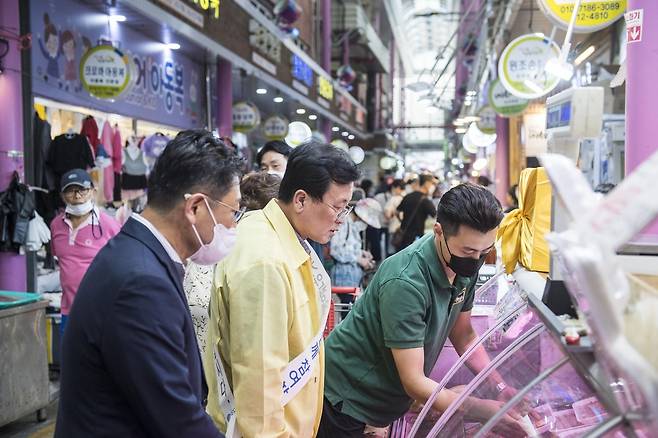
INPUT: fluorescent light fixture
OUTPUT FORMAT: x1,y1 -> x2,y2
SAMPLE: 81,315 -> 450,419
348,134 -> 355,140
455,127 -> 467,134
341,131 -> 349,137
296,108 -> 306,115
308,114 -> 318,120
545,56 -> 574,81
256,88 -> 267,94
332,126 -> 340,132
109,14 -> 127,22
523,79 -> 544,94
574,45 -> 596,66
273,96 -> 284,103
165,43 -> 180,50
406,81 -> 432,92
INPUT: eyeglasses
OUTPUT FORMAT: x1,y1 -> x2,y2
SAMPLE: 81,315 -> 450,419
323,202 -> 353,221
63,187 -> 91,197
185,193 -> 246,223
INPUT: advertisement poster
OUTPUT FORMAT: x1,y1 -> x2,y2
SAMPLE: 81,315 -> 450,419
31,0 -> 205,129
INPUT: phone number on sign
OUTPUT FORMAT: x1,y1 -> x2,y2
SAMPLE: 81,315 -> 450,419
559,2 -> 622,14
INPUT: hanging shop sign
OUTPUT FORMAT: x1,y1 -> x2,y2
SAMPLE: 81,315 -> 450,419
190,0 -> 221,19
263,115 -> 289,140
233,102 -> 261,133
498,33 -> 561,100
318,76 -> 334,101
488,79 -> 529,117
31,0 -> 205,129
537,0 -> 626,33
249,19 -> 281,63
476,106 -> 497,135
79,45 -> 132,100
291,54 -> 313,88
285,121 -> 312,147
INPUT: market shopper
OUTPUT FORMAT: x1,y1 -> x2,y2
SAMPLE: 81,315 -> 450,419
184,170 -> 281,354
318,183 -> 526,437
50,169 -> 120,336
256,139 -> 293,177
203,142 -> 359,438
393,173 -> 437,251
55,130 -> 242,438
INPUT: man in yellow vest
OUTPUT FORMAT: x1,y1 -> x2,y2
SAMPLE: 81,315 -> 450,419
204,142 -> 359,437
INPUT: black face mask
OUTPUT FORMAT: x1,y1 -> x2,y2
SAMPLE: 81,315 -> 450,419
441,236 -> 487,278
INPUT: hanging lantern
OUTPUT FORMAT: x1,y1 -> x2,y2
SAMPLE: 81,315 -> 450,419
274,0 -> 302,26
337,64 -> 356,88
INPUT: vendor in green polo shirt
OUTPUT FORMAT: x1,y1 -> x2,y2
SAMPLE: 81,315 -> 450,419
318,183 -> 526,437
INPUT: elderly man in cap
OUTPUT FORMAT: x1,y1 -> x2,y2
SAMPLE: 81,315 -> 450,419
50,169 -> 120,336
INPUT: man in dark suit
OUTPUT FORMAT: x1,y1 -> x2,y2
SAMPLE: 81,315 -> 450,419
55,130 -> 244,438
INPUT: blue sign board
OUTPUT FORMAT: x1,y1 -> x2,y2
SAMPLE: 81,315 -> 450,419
291,54 -> 313,88
31,0 -> 206,129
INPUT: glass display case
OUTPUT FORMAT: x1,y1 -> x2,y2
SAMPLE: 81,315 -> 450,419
389,265 -> 655,437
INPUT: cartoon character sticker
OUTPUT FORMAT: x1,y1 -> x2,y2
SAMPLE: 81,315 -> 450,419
38,13 -> 61,84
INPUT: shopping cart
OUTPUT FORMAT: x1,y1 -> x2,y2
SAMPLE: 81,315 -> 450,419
324,286 -> 360,338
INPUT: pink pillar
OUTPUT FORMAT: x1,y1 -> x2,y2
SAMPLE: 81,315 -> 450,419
215,57 -> 233,138
495,116 -> 510,207
320,0 -> 333,142
0,0 -> 27,291
626,0 -> 658,243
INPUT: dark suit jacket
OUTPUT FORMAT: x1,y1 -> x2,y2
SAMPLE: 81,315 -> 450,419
55,218 -> 223,438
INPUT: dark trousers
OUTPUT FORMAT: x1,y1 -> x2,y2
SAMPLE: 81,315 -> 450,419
317,398 -> 366,438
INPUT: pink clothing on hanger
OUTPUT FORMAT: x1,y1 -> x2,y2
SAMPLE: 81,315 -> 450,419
112,127 -> 122,174
100,121 -> 114,158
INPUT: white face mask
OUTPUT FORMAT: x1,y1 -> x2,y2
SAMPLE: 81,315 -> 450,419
188,197 -> 237,266
267,170 -> 285,178
65,200 -> 94,216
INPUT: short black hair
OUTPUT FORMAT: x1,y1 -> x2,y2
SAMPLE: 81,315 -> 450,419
256,140 -> 293,165
391,178 -> 406,190
147,130 -> 244,212
419,174 -> 435,186
437,183 -> 503,237
278,142 -> 360,203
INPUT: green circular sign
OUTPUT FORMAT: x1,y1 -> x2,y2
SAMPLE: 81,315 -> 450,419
488,79 -> 529,117
498,33 -> 561,100
538,0 -> 627,33
80,45 -> 131,100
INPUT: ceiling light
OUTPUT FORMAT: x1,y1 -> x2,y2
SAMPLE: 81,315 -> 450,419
256,88 -> 267,94
308,114 -> 318,120
453,119 -> 466,127
109,14 -> 127,22
273,96 -> 284,103
471,170 -> 480,177
165,43 -> 180,50
341,131 -> 349,137
332,126 -> 340,132
574,45 -> 596,66
464,101 -> 472,107
467,90 -> 477,96
348,134 -> 355,140
455,127 -> 467,134
451,158 -> 460,165
296,108 -> 306,115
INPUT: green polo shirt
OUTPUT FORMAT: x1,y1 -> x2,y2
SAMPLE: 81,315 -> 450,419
324,233 -> 476,427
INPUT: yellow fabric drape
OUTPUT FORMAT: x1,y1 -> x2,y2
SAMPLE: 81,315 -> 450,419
498,167 -> 552,274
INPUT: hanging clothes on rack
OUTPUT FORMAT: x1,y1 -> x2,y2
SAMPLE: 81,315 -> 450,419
99,121 -> 115,203
112,126 -> 123,202
80,115 -> 99,154
0,172 -> 36,253
142,133 -> 170,171
46,133 -> 95,192
121,139 -> 148,201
